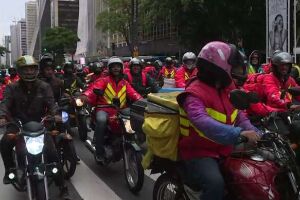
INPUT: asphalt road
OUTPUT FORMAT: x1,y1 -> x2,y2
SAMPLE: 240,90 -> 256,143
0,130 -> 160,200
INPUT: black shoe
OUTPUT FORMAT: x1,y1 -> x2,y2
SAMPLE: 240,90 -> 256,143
60,186 -> 71,200
94,153 -> 104,164
3,174 -> 10,184
76,156 -> 80,163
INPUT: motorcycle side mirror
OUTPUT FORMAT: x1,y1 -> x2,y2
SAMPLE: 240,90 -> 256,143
93,89 -> 104,96
229,89 -> 259,110
288,87 -> 300,97
112,97 -> 121,108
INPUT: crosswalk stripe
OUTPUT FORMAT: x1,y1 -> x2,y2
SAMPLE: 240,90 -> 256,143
70,160 -> 122,200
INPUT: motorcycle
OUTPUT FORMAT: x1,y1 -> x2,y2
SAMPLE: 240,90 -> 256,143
4,117 -> 62,200
62,89 -> 89,141
85,89 -> 144,193
151,89 -> 300,200
49,97 -> 78,179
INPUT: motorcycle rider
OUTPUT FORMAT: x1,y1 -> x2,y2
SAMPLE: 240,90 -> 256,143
39,53 -> 64,102
160,57 -> 176,79
175,52 -> 198,88
81,56 -> 142,162
247,50 -> 262,74
86,62 -> 108,84
262,52 -> 300,110
5,66 -> 19,85
177,41 -> 261,200
55,65 -> 64,79
125,57 -> 160,97
0,55 -> 70,199
63,62 -> 85,95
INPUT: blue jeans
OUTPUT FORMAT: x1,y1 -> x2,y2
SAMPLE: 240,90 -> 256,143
95,110 -> 108,156
183,157 -> 224,200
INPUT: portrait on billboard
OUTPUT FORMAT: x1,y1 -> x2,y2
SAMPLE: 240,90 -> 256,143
269,14 -> 288,53
268,0 -> 288,56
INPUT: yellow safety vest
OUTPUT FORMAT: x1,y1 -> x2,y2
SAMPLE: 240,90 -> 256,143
103,83 -> 127,108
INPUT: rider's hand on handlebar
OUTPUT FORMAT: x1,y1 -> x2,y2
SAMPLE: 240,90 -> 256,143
289,104 -> 300,111
0,118 -> 6,126
240,130 -> 261,144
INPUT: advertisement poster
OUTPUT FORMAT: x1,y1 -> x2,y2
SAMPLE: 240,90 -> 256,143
267,0 -> 289,56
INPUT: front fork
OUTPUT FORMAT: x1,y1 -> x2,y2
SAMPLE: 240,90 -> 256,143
25,154 -> 49,200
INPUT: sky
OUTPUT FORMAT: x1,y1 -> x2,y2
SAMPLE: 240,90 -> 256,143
0,0 -> 29,44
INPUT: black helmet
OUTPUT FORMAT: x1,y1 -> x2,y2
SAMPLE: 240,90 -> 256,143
271,52 -> 293,66
63,62 -> 74,71
16,55 -> 39,82
40,53 -> 54,70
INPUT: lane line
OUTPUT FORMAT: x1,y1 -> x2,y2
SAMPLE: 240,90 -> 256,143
70,160 -> 122,200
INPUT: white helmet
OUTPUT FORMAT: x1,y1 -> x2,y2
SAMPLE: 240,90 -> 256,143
108,56 -> 123,69
182,52 -> 196,69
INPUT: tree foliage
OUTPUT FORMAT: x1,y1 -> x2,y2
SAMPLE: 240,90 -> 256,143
0,46 -> 9,57
141,0 -> 266,55
42,27 -> 79,63
96,0 -> 133,52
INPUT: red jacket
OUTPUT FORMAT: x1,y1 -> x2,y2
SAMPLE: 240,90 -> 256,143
0,84 -> 5,101
174,65 -> 198,88
125,71 -> 147,86
143,65 -> 156,78
5,75 -> 19,85
261,63 -> 272,74
83,75 -> 142,109
177,80 -> 237,159
263,73 -> 300,109
159,66 -> 176,79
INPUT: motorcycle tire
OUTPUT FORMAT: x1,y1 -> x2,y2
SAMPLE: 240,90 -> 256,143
62,141 -> 77,180
153,173 -> 188,200
78,115 -> 88,141
34,180 -> 47,200
123,146 -> 144,193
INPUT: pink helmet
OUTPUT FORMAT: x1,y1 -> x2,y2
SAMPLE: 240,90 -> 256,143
198,41 -> 245,77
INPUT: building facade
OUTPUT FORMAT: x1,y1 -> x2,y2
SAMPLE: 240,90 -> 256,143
26,1 -> 38,55
4,36 -> 11,67
18,19 -> 27,56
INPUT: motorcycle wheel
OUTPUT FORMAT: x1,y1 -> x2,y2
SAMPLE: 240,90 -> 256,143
123,146 -> 144,193
78,115 -> 88,141
34,180 -> 47,200
62,141 -> 77,179
153,173 -> 188,200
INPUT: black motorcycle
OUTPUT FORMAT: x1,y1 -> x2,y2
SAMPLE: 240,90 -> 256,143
5,118 -> 60,200
85,89 -> 144,193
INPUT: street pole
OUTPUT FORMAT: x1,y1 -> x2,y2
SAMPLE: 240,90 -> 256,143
131,0 -> 139,57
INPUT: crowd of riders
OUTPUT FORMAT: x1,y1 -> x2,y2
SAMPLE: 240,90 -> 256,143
1,42 -> 300,200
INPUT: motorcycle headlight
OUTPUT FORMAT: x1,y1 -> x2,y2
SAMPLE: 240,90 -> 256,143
75,98 -> 83,107
25,135 -> 45,155
122,119 -> 135,134
61,111 -> 69,123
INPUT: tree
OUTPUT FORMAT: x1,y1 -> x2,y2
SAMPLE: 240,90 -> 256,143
0,46 -> 9,57
96,0 -> 134,54
141,0 -> 266,55
42,27 -> 79,64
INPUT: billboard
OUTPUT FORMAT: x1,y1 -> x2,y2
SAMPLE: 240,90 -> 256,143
267,0 -> 289,57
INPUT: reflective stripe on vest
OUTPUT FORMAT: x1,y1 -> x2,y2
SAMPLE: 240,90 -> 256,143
184,72 -> 189,80
103,83 -> 127,108
179,107 -> 238,138
165,69 -> 175,78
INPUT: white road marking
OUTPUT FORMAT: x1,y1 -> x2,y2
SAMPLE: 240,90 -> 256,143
144,170 -> 160,181
70,161 -> 122,200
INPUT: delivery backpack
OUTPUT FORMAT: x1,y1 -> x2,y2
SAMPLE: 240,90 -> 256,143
243,73 -> 267,101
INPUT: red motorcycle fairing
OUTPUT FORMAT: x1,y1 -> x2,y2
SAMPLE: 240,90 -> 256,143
223,156 -> 280,200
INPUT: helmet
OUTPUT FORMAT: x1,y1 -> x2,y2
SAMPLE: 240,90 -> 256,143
129,57 -> 142,67
197,41 -> 246,88
165,57 -> 172,65
16,55 -> 39,82
271,52 -> 293,66
108,56 -> 123,69
63,62 -> 74,71
182,52 -> 196,69
56,65 -> 62,70
154,60 -> 163,68
8,66 -> 17,73
40,53 -> 54,70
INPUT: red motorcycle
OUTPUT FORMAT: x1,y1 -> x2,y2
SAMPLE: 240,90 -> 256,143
151,90 -> 300,200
